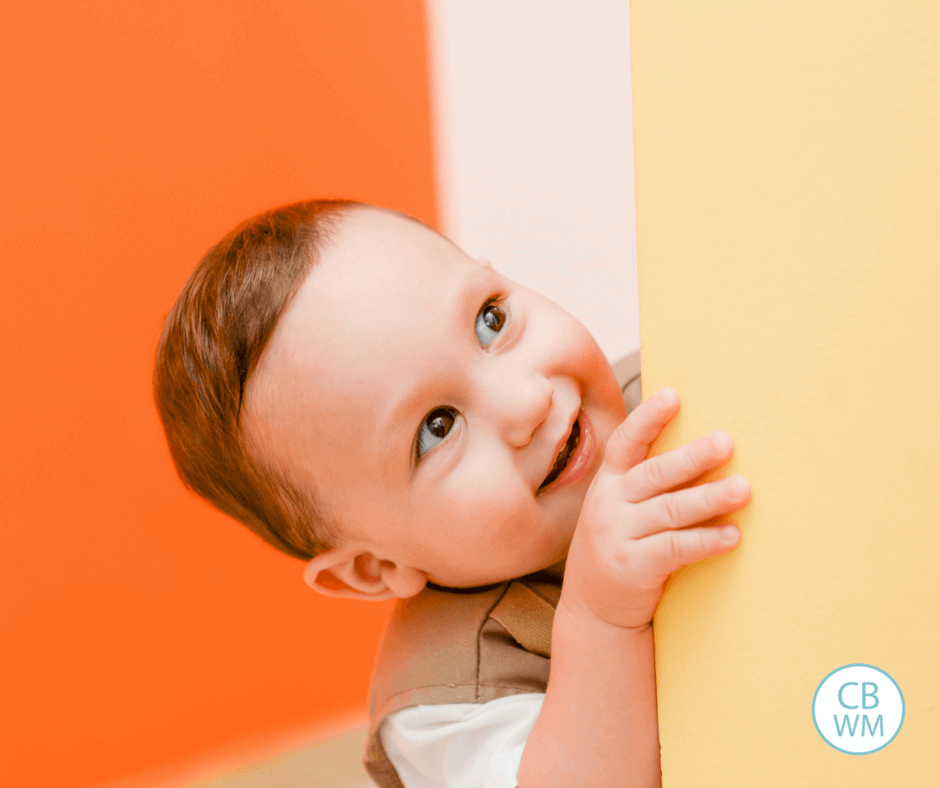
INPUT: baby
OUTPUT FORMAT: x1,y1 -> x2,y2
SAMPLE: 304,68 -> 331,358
154,200 -> 751,788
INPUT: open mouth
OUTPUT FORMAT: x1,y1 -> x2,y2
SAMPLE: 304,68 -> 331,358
538,417 -> 581,491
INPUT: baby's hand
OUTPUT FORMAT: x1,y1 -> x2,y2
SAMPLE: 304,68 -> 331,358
560,387 -> 750,631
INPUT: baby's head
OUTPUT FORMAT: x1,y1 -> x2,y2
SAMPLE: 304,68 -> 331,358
154,201 -> 626,599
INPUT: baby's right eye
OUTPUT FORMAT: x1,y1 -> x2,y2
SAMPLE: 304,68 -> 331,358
416,408 -> 457,459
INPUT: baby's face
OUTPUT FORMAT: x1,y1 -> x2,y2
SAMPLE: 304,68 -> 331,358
246,208 -> 626,588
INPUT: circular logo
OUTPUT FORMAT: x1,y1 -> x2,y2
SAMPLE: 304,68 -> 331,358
813,664 -> 904,754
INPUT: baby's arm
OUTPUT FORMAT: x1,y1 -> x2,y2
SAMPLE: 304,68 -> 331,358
517,388 -> 751,788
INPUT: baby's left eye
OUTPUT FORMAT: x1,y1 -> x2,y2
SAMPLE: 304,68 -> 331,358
475,302 -> 507,347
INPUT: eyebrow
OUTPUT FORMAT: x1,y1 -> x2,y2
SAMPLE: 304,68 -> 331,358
376,265 -> 495,479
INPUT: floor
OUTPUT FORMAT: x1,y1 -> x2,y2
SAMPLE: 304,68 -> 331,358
89,724 -> 375,788
184,728 -> 374,788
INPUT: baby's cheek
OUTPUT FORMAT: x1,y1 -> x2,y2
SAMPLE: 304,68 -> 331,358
453,479 -> 529,536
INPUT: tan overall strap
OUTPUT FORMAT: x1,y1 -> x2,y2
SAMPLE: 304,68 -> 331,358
488,581 -> 555,658
364,735 -> 406,788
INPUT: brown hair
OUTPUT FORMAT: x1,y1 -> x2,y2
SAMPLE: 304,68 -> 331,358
153,199 -> 359,560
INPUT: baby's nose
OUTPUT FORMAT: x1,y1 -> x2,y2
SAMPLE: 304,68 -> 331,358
499,374 -> 554,448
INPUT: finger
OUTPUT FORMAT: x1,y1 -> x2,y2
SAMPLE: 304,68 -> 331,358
635,523 -> 740,578
603,387 -> 681,474
631,475 -> 751,538
624,430 -> 734,502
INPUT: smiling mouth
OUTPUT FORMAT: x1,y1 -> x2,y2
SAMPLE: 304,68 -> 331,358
538,417 -> 581,491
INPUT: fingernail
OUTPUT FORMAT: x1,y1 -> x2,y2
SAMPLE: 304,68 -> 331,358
720,525 -> 739,542
710,431 -> 731,452
729,475 -> 748,497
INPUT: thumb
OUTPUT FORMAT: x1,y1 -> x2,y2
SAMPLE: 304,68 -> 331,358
603,387 -> 680,474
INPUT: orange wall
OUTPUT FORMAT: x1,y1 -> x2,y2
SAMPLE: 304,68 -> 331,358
0,2 -> 436,785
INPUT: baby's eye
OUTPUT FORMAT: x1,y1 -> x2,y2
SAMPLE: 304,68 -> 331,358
475,302 -> 507,347
416,407 -> 457,459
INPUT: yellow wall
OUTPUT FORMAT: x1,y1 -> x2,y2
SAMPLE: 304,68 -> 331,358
630,0 -> 939,783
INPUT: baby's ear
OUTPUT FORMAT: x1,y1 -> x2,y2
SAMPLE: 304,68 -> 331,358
303,548 -> 427,601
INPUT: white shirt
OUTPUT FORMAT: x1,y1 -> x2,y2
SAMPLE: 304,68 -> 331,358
379,693 -> 545,788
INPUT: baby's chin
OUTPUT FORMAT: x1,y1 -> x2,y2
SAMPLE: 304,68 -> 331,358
429,545 -> 571,590
586,400 -> 626,471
